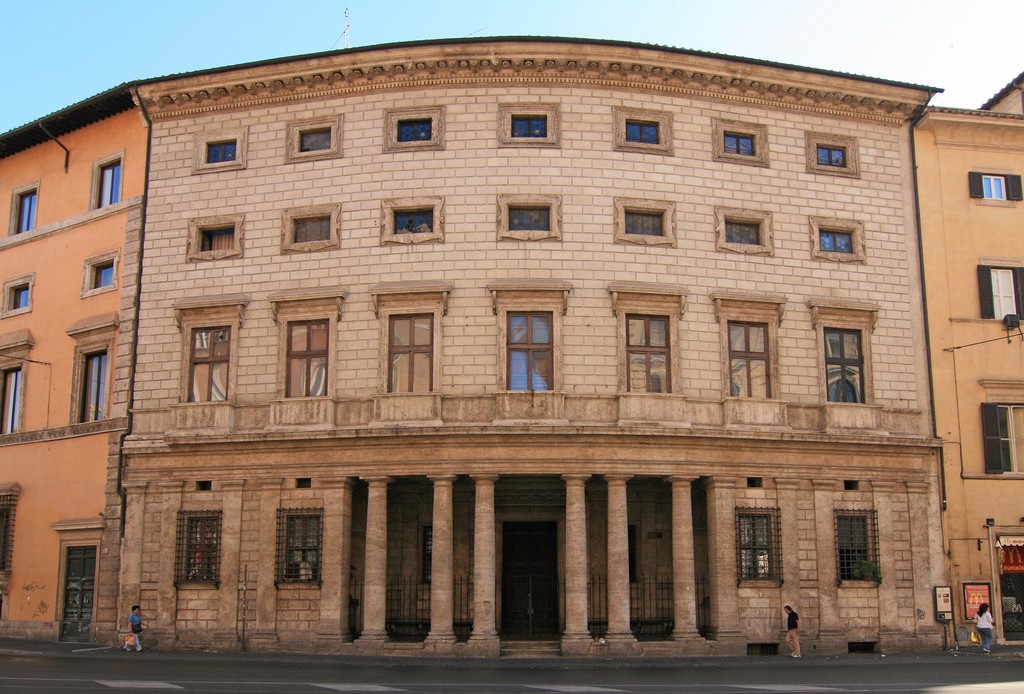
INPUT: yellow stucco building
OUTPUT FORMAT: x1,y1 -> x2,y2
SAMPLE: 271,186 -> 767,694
0,89 -> 146,640
915,71 -> 1024,645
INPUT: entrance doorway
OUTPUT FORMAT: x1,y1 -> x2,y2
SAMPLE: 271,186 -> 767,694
60,546 -> 96,641
501,521 -> 559,639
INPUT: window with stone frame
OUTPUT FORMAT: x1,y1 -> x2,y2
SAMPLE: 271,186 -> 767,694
613,197 -> 676,247
11,185 -> 38,234
82,250 -> 119,297
713,292 -> 785,401
175,510 -> 222,585
728,322 -> 770,398
193,128 -> 247,173
735,507 -> 782,581
824,328 -> 864,404
2,274 -> 33,317
276,508 -> 323,584
497,194 -> 561,241
490,280 -> 569,393
92,154 -> 123,209
286,320 -> 329,398
66,313 -> 117,424
805,132 -> 860,178
0,487 -> 18,573
78,350 -> 108,422
281,203 -> 341,253
388,314 -> 434,393
809,216 -> 866,263
498,103 -> 560,147
381,197 -> 445,245
286,116 -> 342,163
384,107 -> 444,152
809,299 -> 876,406
715,206 -> 773,256
613,107 -> 673,155
834,509 -> 879,582
626,314 -> 671,393
371,282 -> 448,397
507,312 -> 553,391
189,327 -> 231,402
1,367 -> 22,434
187,214 -> 244,262
712,119 -> 769,167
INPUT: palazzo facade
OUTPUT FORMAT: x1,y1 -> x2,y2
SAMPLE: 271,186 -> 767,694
104,38 -> 945,656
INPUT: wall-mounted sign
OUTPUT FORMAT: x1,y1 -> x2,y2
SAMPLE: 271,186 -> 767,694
934,585 -> 952,621
1000,537 -> 1024,573
963,582 -> 991,620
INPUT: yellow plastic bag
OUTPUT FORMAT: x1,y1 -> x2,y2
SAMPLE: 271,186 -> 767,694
970,629 -> 981,644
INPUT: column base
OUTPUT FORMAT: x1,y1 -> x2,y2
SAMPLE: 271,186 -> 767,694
463,634 -> 500,657
702,628 -> 746,656
423,634 -> 457,655
561,632 -> 594,656
604,631 -> 641,656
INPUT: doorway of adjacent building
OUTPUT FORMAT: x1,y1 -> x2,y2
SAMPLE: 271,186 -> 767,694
1001,573 -> 1024,640
60,546 -> 96,641
501,521 -> 559,639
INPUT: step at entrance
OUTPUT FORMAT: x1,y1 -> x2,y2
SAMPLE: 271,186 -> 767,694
500,639 -> 562,658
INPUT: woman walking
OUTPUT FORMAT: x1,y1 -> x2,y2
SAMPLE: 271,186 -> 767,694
975,603 -> 994,654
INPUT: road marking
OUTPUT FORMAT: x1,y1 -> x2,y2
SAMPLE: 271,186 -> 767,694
96,682 -> 184,690
73,646 -> 114,652
314,686 -> 406,692
0,648 -> 43,655
732,687 -> 843,692
526,687 -> 628,693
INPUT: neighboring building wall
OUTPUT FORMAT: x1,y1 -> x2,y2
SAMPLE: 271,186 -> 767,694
915,107 -> 1024,645
121,39 -> 943,656
0,104 -> 145,640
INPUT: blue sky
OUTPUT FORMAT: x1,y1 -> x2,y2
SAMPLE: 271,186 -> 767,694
2,0 -> 1021,134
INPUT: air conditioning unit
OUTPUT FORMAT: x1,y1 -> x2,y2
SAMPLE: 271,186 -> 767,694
1003,314 -> 1021,329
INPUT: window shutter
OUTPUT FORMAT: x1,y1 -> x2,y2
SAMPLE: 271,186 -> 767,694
1008,174 -> 1024,201
981,403 -> 1011,474
978,265 -> 995,318
968,171 -> 985,198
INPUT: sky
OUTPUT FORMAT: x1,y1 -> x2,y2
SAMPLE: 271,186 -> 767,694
2,0 -> 1022,134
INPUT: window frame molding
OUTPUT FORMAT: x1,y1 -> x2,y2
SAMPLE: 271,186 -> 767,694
0,484 -> 19,573
834,508 -> 880,584
285,116 -> 343,164
174,509 -> 223,587
81,250 -> 120,298
192,128 -> 247,174
281,203 -> 341,254
0,330 -> 32,435
370,282 -> 450,395
613,197 -> 676,247
712,119 -> 769,168
609,282 -> 686,395
488,280 -> 571,392
173,294 -> 248,404
2,274 -> 35,318
66,313 -> 118,424
735,506 -> 783,583
712,292 -> 786,400
9,181 -> 39,236
809,216 -> 866,263
383,107 -> 444,153
186,213 -> 245,262
613,107 -> 673,155
498,103 -> 561,148
809,299 -> 877,405
381,196 -> 445,245
89,150 -> 125,210
805,132 -> 860,178
496,193 -> 562,242
714,206 -> 774,256
269,288 -> 346,400
275,507 -> 324,585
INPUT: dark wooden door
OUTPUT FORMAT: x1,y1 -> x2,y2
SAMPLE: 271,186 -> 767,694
501,521 -> 558,639
60,546 -> 96,641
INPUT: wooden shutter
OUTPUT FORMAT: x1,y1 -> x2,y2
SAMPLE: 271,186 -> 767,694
978,265 -> 995,318
968,171 -> 985,198
1008,174 -> 1024,201
1016,268 -> 1024,318
981,403 -> 1011,474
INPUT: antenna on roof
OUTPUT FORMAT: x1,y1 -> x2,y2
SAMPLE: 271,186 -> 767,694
342,7 -> 351,49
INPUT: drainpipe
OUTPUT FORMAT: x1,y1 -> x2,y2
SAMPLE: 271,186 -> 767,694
39,123 -> 70,172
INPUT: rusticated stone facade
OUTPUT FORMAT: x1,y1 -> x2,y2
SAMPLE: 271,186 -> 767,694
117,38 -> 944,656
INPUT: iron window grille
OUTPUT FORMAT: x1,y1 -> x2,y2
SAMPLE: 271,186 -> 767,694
0,494 -> 16,572
834,509 -> 879,582
276,508 -> 323,584
735,507 -> 782,581
175,510 -> 222,586
422,526 -> 433,584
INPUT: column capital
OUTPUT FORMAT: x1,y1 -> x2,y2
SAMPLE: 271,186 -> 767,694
318,477 -> 352,491
428,475 -> 457,484
871,481 -> 899,494
255,478 -> 286,492
703,476 -> 737,491
362,476 -> 393,486
154,480 -> 186,493
562,473 -> 591,485
123,480 -> 150,493
812,478 -> 840,492
775,478 -> 802,491
219,480 -> 246,492
669,474 -> 699,486
471,474 -> 499,483
904,480 -> 930,495
603,473 -> 632,485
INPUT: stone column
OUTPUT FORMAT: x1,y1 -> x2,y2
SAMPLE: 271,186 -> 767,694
216,480 -> 245,647
562,474 -> 591,654
155,480 -> 184,642
813,479 -> 844,653
117,481 -> 148,632
704,476 -> 744,653
251,479 -> 282,647
605,475 -> 638,652
670,475 -> 703,648
356,477 -> 389,644
469,475 -> 499,654
317,477 -> 353,647
426,476 -> 456,651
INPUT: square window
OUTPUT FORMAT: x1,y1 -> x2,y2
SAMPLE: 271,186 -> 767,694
614,107 -> 672,155
206,140 -> 237,164
625,211 -> 663,236
715,207 -> 773,255
189,327 -> 231,402
626,315 -> 670,393
92,262 -> 115,289
729,322 -> 770,398
1,367 -> 22,434
175,511 -> 222,585
15,189 -> 37,234
201,226 -> 235,252
507,312 -> 553,391
79,350 -> 108,422
497,194 -> 561,241
820,229 -> 853,253
509,207 -> 550,232
300,128 -> 332,152
97,160 -> 122,208
193,129 -> 247,173
10,285 -> 29,311
294,216 -> 331,243
81,251 -> 119,297
806,132 -> 859,177
499,104 -> 560,147
512,116 -> 547,138
809,216 -> 865,263
835,510 -> 879,582
614,198 -> 676,247
384,108 -> 444,152
395,210 -> 434,234
2,275 -> 33,317
276,508 -> 323,583
713,119 -> 770,167
381,197 -> 445,245
286,117 -> 342,163
736,508 -> 781,581
282,204 -> 340,253
724,133 -> 755,156
187,214 -> 244,261
725,221 -> 760,245
824,328 -> 864,403
389,314 -> 434,393
287,320 -> 329,398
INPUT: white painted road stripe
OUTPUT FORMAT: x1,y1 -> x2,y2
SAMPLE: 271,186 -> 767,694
732,687 -> 844,692
96,682 -> 184,690
314,686 -> 407,692
526,687 -> 628,693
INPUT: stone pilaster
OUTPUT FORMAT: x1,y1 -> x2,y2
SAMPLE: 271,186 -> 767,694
906,480 -> 942,647
317,477 -> 353,647
873,481 -> 903,652
469,475 -> 499,655
249,479 -> 282,647
776,478 -> 804,643
813,479 -> 844,653
215,480 -> 245,647
155,481 -> 185,643
562,474 -> 591,655
670,475 -> 704,650
117,480 -> 148,640
425,476 -> 456,652
605,475 -> 638,653
356,477 -> 389,645
704,476 -> 744,653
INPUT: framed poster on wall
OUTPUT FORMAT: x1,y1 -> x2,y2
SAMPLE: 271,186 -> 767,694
963,582 -> 991,620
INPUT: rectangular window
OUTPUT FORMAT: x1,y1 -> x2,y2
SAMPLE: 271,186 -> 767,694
189,328 -> 230,402
97,161 -> 122,208
422,525 -> 433,584
299,128 -> 332,153
626,315 -> 670,393
625,120 -> 659,144
725,221 -> 760,245
91,262 -> 115,290
835,510 -> 879,582
724,132 -> 755,156
397,119 -> 432,142
816,145 -> 846,168
276,508 -> 322,583
981,403 -> 1024,474
294,216 -> 331,244
10,284 -> 29,310
0,494 -> 15,572
200,226 -> 235,252
287,320 -> 328,398
806,133 -> 859,177
508,207 -> 550,232
820,229 -> 853,254
625,211 -> 664,237
80,351 -> 107,422
729,322 -> 769,398
511,116 -> 548,138
824,328 -> 864,403
206,140 -> 237,164
175,511 -> 222,584
977,266 -> 1024,319
736,508 -> 781,581
394,210 -> 434,234
389,314 -> 433,393
508,312 -> 553,391
2,368 -> 21,434
984,175 -> 1006,200
992,269 -> 1018,318
969,171 -> 1023,200
16,190 -> 37,233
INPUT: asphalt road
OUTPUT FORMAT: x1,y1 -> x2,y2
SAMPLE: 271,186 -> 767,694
1,639 -> 1023,693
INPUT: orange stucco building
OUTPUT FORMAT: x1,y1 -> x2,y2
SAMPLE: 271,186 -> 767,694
0,89 -> 146,640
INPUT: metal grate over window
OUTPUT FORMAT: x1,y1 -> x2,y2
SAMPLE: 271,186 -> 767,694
735,507 -> 782,581
0,493 -> 16,572
276,508 -> 323,584
834,509 -> 879,581
175,510 -> 222,586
